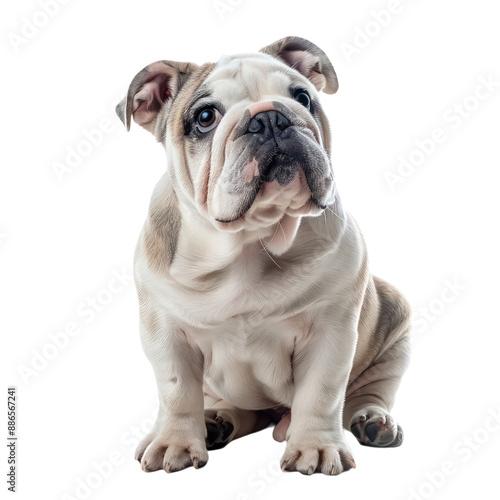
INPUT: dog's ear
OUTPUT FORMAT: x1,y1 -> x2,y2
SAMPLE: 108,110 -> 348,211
260,36 -> 338,94
116,60 -> 198,133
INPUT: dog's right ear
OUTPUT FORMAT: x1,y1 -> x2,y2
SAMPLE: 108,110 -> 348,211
116,60 -> 198,133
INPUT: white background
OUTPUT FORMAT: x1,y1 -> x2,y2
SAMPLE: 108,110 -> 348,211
2,0 -> 500,499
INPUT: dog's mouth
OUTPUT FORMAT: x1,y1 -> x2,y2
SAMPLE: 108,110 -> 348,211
211,124 -> 334,227
215,159 -> 322,226
214,151 -> 304,225
260,152 -> 299,186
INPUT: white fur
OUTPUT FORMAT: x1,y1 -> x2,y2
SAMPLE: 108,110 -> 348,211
129,47 -> 410,476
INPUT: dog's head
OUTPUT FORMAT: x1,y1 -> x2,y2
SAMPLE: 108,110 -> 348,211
117,37 -> 338,254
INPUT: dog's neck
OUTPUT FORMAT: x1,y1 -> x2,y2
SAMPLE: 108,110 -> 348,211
166,189 -> 347,287
172,194 -> 281,274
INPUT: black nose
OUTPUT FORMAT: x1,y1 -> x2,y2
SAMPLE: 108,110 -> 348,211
245,110 -> 292,136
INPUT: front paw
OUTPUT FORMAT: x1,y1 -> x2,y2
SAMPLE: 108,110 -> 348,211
135,423 -> 208,473
281,435 -> 356,476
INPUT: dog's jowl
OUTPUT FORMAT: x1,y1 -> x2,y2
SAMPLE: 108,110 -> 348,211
116,36 -> 411,476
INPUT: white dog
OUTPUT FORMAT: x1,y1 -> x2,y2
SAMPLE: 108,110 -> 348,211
116,36 -> 411,476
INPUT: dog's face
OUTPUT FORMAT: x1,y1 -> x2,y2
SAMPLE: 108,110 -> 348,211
117,37 -> 338,250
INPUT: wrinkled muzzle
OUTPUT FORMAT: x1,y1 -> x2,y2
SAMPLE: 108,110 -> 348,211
209,101 -> 335,226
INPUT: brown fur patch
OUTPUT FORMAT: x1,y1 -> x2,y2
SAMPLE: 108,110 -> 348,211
165,62 -> 216,146
351,275 -> 412,384
142,174 -> 181,275
140,63 -> 217,275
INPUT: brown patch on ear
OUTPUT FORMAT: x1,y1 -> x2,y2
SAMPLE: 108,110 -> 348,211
141,174 -> 181,275
260,36 -> 338,94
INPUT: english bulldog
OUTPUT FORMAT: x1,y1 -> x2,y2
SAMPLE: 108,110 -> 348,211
116,36 -> 411,476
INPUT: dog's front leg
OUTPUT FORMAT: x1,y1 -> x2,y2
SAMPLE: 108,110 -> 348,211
281,310 -> 358,476
135,297 -> 207,473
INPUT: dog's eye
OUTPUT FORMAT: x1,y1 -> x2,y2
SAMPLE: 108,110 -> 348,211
293,90 -> 311,109
196,107 -> 222,133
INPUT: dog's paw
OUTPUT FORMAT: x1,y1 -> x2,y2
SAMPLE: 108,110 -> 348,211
280,436 -> 356,476
204,409 -> 237,450
135,428 -> 208,473
350,406 -> 403,447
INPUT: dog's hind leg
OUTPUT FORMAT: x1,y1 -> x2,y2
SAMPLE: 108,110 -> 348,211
343,277 -> 411,448
204,394 -> 274,450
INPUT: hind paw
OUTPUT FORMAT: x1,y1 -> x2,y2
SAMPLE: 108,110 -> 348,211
350,406 -> 403,448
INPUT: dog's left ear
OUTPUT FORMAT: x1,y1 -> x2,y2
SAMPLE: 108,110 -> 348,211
260,36 -> 338,94
116,60 -> 198,133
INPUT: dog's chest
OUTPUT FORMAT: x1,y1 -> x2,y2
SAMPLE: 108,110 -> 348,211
166,244 -> 326,328
142,224 -> 341,409
187,313 -> 310,409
